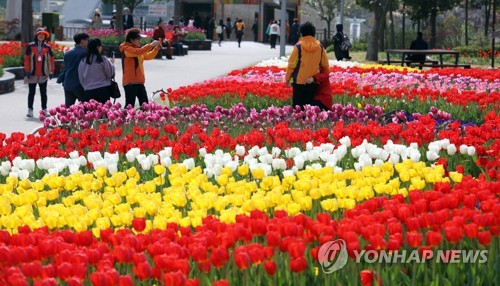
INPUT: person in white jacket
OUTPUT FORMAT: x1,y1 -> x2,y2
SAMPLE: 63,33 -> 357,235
269,20 -> 280,49
78,38 -> 115,104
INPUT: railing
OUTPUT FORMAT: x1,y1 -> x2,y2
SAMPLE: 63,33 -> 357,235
316,28 -> 334,44
62,26 -> 88,40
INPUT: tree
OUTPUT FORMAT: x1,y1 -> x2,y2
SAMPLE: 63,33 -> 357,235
304,0 -> 341,38
21,0 -> 33,44
115,0 -> 124,35
102,0 -> 144,14
357,0 -> 392,61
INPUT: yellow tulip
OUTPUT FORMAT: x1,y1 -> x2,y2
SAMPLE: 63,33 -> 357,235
320,198 -> 339,212
74,221 -> 88,232
32,181 -> 45,191
6,177 -> 18,188
95,166 -> 107,178
154,164 -> 166,175
286,202 -> 301,216
216,174 -> 229,186
91,180 -> 103,191
449,172 -> 463,183
125,167 -> 138,178
251,168 -> 265,180
237,164 -> 249,176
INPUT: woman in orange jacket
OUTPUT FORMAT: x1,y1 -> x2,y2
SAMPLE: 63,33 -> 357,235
119,28 -> 161,109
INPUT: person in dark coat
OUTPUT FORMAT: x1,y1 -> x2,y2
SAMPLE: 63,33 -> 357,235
251,19 -> 258,42
123,7 -> 134,30
289,18 -> 299,44
406,32 -> 429,63
333,24 -> 351,61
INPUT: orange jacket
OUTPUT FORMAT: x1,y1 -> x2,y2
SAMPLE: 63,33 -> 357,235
119,42 -> 159,86
285,36 -> 329,85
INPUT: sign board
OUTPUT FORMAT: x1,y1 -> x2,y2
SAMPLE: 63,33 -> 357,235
149,4 -> 167,17
134,5 -> 149,17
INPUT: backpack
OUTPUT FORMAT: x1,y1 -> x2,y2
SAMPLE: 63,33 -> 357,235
340,35 -> 352,51
216,25 -> 223,34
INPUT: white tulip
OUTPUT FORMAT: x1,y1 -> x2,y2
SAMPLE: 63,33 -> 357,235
87,151 -> 103,163
69,151 -> 79,159
147,154 -> 159,165
320,143 -> 335,153
389,154 -> 400,164
293,156 -> 304,169
410,143 -> 419,149
235,145 -> 246,156
78,156 -> 87,166
139,158 -> 151,171
306,142 -> 313,151
333,166 -> 343,173
446,144 -> 457,155
271,147 -> 281,157
8,171 -> 18,178
283,170 -> 295,177
12,157 -> 22,168
107,163 -> 118,174
183,158 -> 195,170
199,148 -> 207,157
258,147 -> 269,156
374,159 -> 384,166
339,136 -> 351,147
426,151 -> 439,161
20,159 -> 35,171
467,146 -> 476,156
161,157 -> 172,167
409,150 -> 421,162
272,158 -> 286,170
459,144 -> 468,155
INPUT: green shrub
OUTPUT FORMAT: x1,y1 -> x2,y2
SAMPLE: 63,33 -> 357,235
351,41 -> 367,52
325,44 -> 334,53
184,32 -> 206,41
0,66 -> 3,77
1,54 -> 22,68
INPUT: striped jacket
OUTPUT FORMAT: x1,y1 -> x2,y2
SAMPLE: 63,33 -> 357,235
24,41 -> 55,77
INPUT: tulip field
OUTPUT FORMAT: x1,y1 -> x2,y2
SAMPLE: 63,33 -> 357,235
0,58 -> 499,286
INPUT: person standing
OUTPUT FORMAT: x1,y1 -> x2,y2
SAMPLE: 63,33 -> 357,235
235,18 -> 245,48
225,18 -> 232,40
285,22 -> 330,110
251,19 -> 258,42
119,28 -> 161,109
24,28 -> 55,118
269,20 -> 280,49
153,19 -> 173,59
110,10 -> 117,30
57,32 -> 89,107
289,18 -> 299,44
333,24 -> 351,61
216,19 -> 225,46
91,8 -> 103,30
207,17 -> 215,40
123,7 -> 134,30
78,38 -> 115,104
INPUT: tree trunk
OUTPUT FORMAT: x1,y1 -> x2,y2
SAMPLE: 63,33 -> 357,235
116,0 -> 124,35
402,4 -> 406,48
379,15 -> 386,52
21,0 -> 33,44
485,0 -> 491,37
366,4 -> 385,61
389,9 -> 395,49
465,0 -> 469,46
430,3 -> 437,48
326,18 -> 331,39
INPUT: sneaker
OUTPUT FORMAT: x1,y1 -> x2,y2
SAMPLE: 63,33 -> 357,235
42,109 -> 50,116
26,108 -> 33,117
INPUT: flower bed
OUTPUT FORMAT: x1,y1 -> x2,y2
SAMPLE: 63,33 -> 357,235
0,60 -> 498,285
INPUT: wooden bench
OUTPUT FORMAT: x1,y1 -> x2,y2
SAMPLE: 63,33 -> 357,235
379,59 -> 439,65
386,49 -> 462,69
409,63 -> 471,69
155,45 -> 189,59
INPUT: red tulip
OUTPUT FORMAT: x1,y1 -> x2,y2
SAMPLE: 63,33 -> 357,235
57,262 -> 73,281
478,231 -> 491,246
264,260 -> 277,276
162,271 -> 186,286
34,278 -> 57,286
213,279 -> 229,286
118,275 -> 133,286
233,250 -> 250,270
133,262 -> 152,280
132,218 -> 146,232
186,279 -> 200,286
290,256 -> 307,273
21,261 -> 42,278
360,270 -> 382,286
425,231 -> 442,247
210,246 -> 229,268
464,223 -> 478,239
288,241 -> 306,259
197,260 -> 211,273
66,277 -> 83,286
444,226 -> 463,244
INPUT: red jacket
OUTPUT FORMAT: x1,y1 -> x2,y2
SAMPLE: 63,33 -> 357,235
24,41 -> 55,76
312,66 -> 332,110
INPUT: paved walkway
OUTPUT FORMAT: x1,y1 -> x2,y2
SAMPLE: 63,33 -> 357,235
0,41 -> 292,136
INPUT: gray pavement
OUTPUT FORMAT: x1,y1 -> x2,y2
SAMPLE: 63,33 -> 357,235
0,41 -> 292,136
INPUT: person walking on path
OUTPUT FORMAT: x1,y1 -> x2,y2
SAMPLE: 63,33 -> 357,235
285,22 -> 329,110
24,28 -> 55,118
123,7 -> 134,30
119,28 -> 161,109
269,20 -> 280,49
333,24 -> 351,61
152,19 -> 173,60
251,19 -> 258,42
225,18 -> 233,40
78,38 -> 115,104
57,32 -> 89,107
216,19 -> 225,46
235,19 -> 245,48
289,18 -> 299,44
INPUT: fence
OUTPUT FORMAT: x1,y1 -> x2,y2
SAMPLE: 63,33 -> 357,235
316,28 -> 334,44
62,26 -> 88,40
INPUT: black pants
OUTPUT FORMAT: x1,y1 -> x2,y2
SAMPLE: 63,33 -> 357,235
81,86 -> 111,105
65,89 -> 84,107
218,33 -> 223,45
270,35 -> 278,48
236,31 -> 243,47
124,84 -> 148,109
292,83 -> 318,110
28,82 -> 47,109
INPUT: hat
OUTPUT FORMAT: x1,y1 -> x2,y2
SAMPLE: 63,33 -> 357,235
125,28 -> 146,42
35,28 -> 50,39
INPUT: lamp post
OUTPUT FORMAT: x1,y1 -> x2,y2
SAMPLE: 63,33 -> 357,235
339,0 -> 345,25
280,0 -> 286,57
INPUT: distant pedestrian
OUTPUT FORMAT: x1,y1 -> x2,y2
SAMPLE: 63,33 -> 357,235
78,38 -> 115,104
405,32 -> 429,67
119,28 -> 161,108
171,25 -> 186,56
289,18 -> 299,44
235,18 -> 245,48
153,19 -> 173,59
265,20 -> 273,42
333,24 -> 352,61
178,16 -> 185,27
123,7 -> 134,30
216,19 -> 225,46
24,28 -> 54,118
269,20 -> 280,49
251,19 -> 258,42
110,10 -> 117,30
57,32 -> 89,107
91,8 -> 103,30
207,17 -> 215,40
225,18 -> 232,40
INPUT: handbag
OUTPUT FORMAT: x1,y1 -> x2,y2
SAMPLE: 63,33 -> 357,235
109,77 -> 121,99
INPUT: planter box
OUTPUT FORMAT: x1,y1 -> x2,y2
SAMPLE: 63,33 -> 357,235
3,59 -> 64,80
103,45 -> 122,58
182,40 -> 212,51
0,72 -> 15,94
